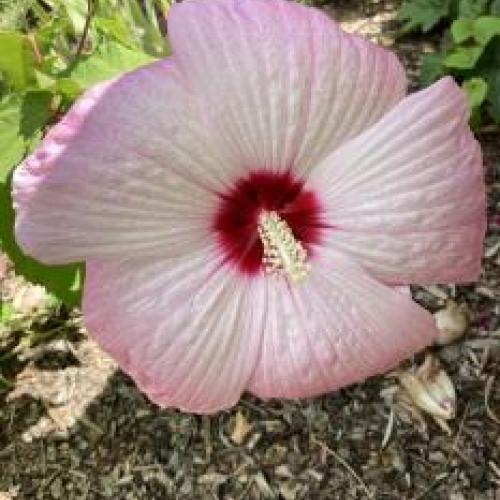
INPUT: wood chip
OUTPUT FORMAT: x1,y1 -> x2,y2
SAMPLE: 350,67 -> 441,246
381,407 -> 395,449
253,471 -> 276,498
231,410 -> 253,445
484,375 -> 500,424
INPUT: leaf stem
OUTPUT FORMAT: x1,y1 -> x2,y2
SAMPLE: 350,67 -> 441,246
74,0 -> 96,60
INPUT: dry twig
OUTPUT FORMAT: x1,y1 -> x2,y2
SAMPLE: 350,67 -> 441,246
75,0 -> 96,59
311,436 -> 373,499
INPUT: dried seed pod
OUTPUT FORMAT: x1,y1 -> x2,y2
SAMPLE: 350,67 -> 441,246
399,355 -> 456,421
434,300 -> 469,345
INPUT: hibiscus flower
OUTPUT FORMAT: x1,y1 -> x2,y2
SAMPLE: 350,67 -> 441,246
13,0 -> 486,413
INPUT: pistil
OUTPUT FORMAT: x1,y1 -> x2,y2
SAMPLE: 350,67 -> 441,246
257,211 -> 310,283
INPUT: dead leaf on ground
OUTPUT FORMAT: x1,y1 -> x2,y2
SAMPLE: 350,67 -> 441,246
398,354 -> 456,434
7,338 -> 116,441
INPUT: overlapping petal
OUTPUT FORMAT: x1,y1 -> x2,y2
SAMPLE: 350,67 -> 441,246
168,0 -> 407,175
248,250 -> 437,399
13,61 -> 231,264
309,77 -> 486,285
84,250 -> 267,413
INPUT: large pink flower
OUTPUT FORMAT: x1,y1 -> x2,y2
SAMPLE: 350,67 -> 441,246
13,0 -> 486,413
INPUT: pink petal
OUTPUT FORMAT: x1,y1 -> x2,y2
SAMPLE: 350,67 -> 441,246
395,286 -> 411,296
84,251 -> 266,414
13,61 -> 227,264
168,0 -> 406,175
248,250 -> 437,399
309,77 -> 486,285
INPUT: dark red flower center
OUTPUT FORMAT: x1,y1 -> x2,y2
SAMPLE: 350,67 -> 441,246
212,170 -> 325,276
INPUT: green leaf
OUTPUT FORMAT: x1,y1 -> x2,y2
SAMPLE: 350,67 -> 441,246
0,32 -> 36,90
462,77 -> 488,107
419,52 -> 446,86
54,78 -> 83,100
0,95 -> 26,181
491,0 -> 500,15
0,300 -> 14,324
34,69 -> 57,90
0,180 -> 83,308
472,36 -> 500,122
35,14 -> 73,63
473,16 -> 500,45
458,0 -> 489,18
69,41 -> 156,89
486,69 -> 500,122
398,0 -> 451,33
451,18 -> 474,43
0,91 -> 52,182
94,17 -> 136,49
20,91 -> 53,140
120,0 -> 170,57
59,0 -> 89,34
444,45 -> 484,68
0,0 -> 32,31
469,104 -> 483,130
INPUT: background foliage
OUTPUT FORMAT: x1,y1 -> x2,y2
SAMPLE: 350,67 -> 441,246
398,0 -> 500,128
0,0 -> 171,307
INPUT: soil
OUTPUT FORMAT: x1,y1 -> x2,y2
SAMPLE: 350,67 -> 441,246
0,1 -> 499,499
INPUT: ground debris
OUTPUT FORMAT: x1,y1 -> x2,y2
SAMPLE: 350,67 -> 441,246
230,410 -> 253,445
6,339 -> 116,441
398,354 -> 456,425
434,300 -> 470,345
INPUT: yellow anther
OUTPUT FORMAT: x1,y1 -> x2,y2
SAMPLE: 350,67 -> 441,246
257,211 -> 310,283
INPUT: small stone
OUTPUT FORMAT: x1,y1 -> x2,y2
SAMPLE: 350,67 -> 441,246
279,482 -> 299,500
449,493 -> 466,500
275,465 -> 293,478
429,451 -> 446,463
197,472 -> 227,487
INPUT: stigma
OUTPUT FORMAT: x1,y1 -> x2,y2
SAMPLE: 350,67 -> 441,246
257,211 -> 310,283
